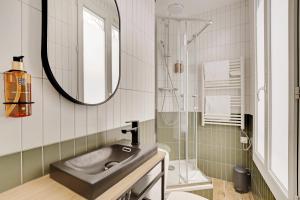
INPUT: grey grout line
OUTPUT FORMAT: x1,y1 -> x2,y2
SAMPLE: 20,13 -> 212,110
20,0 -> 24,185
85,106 -> 88,152
41,79 -> 45,176
73,104 -> 76,156
96,105 -> 99,148
20,151 -> 23,184
104,104 -> 108,144
58,95 -> 62,161
57,0 -> 63,158
41,146 -> 45,176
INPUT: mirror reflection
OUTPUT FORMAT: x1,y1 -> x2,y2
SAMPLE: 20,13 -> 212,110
46,0 -> 120,105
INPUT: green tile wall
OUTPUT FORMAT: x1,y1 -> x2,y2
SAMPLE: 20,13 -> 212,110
43,144 -> 60,174
22,147 -> 43,183
245,116 -> 275,200
75,137 -> 87,155
157,113 -> 276,199
197,123 -> 251,182
97,132 -> 107,147
0,153 -> 21,193
156,112 -> 185,160
0,120 -> 155,193
60,140 -> 75,160
157,112 -> 251,182
87,134 -> 98,151
250,162 -> 275,200
0,115 -> 276,199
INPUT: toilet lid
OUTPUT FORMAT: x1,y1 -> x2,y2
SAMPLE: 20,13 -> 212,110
168,191 -> 208,200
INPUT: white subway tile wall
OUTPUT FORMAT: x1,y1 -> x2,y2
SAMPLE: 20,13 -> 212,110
60,98 -> 75,141
21,78 -> 43,151
0,0 -> 155,157
0,0 -> 22,73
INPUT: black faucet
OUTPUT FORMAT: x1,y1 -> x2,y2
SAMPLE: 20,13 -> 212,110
121,121 -> 140,146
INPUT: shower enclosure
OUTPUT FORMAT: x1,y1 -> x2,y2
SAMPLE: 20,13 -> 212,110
156,17 -> 212,191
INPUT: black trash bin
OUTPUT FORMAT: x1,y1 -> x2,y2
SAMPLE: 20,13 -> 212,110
233,166 -> 251,193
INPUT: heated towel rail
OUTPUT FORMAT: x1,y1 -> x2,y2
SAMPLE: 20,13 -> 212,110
201,58 -> 245,129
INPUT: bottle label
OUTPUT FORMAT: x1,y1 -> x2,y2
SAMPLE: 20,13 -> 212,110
17,78 -> 26,85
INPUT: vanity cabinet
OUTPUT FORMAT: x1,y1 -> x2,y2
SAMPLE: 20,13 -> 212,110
119,162 -> 164,200
0,152 -> 165,200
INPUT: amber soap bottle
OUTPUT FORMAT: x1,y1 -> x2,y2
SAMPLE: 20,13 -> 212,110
3,56 -> 32,117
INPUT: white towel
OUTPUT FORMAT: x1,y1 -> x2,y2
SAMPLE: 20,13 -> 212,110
204,60 -> 229,81
205,96 -> 231,115
230,70 -> 241,77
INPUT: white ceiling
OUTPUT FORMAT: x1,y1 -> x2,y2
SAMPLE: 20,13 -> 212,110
156,0 -> 239,17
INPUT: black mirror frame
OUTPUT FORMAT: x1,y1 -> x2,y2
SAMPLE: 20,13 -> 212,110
41,0 -> 121,106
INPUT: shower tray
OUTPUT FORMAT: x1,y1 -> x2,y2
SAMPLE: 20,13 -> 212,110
166,159 -> 213,192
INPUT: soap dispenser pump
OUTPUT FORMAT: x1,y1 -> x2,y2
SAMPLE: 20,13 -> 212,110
3,56 -> 33,117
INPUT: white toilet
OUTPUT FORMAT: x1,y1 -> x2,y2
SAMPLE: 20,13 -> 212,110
133,148 -> 208,200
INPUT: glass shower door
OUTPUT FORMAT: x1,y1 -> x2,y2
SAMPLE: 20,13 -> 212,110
179,20 -> 200,184
156,18 -> 211,188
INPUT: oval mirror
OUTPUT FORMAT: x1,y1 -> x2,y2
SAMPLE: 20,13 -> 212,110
42,0 -> 120,105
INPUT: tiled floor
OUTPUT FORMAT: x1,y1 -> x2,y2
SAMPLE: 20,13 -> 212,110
213,179 -> 254,200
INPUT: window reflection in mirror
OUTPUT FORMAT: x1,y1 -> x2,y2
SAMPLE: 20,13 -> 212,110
83,8 -> 106,104
111,26 -> 119,93
44,0 -> 120,105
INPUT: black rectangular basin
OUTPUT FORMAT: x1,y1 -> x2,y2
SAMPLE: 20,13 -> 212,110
64,144 -> 140,175
50,143 -> 157,200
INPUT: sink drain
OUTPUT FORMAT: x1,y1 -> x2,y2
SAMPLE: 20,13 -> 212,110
104,161 -> 119,170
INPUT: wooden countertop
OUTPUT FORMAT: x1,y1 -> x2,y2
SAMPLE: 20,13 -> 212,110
0,152 -> 165,200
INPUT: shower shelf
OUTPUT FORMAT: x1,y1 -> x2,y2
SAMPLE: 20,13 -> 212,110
201,57 -> 245,130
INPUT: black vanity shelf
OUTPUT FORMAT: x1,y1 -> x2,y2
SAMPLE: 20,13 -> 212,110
118,159 -> 165,200
130,172 -> 164,200
3,102 -> 35,105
